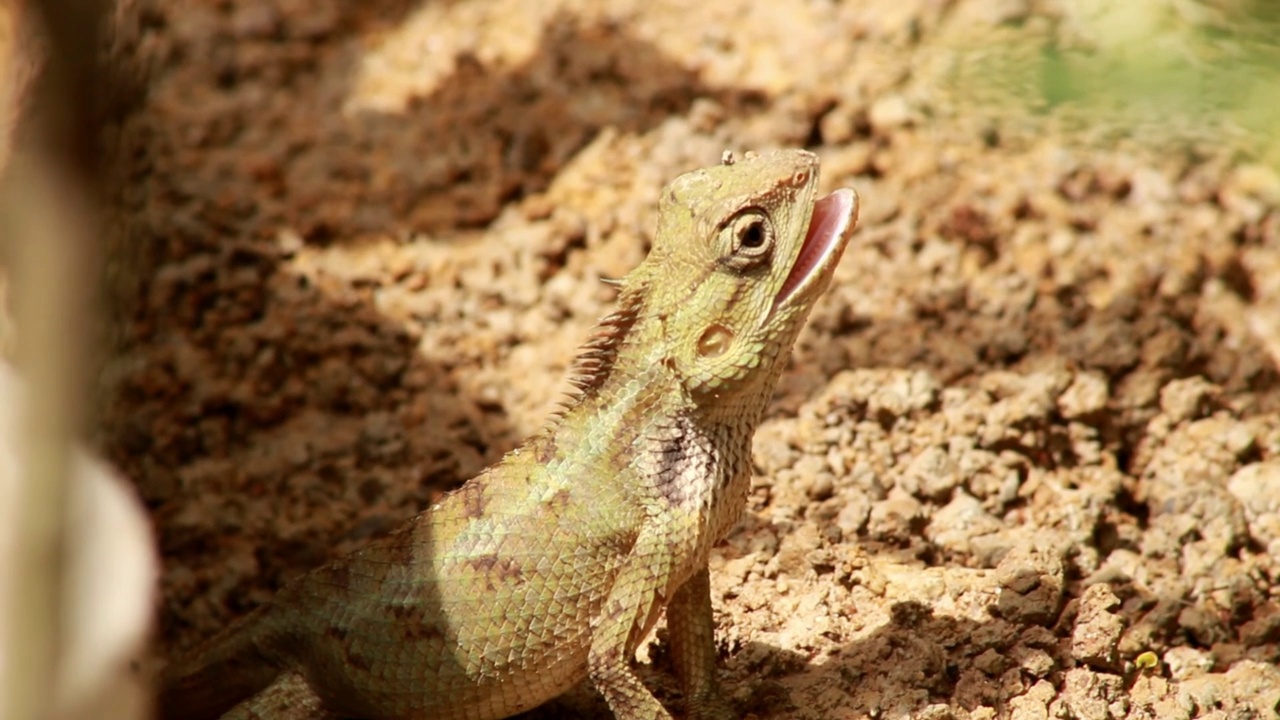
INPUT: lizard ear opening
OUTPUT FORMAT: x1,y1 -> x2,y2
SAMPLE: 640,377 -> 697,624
696,324 -> 734,359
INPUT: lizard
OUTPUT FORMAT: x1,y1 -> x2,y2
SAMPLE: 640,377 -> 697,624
157,148 -> 860,720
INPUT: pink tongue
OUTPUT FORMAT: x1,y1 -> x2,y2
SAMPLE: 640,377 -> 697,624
775,190 -> 853,306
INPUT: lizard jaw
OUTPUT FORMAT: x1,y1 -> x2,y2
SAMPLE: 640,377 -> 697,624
773,188 -> 859,313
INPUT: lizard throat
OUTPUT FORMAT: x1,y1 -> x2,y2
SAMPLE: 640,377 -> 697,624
772,189 -> 857,314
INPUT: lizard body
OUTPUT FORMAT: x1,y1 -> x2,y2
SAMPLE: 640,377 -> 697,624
159,149 -> 860,720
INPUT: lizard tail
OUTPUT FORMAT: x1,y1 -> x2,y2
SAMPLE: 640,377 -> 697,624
156,605 -> 283,720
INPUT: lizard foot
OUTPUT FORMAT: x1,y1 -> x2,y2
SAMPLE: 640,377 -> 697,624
685,692 -> 738,720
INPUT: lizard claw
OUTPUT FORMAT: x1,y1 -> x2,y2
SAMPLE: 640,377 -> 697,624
686,692 -> 738,720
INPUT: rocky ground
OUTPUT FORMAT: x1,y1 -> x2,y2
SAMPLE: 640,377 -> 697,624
87,0 -> 1280,717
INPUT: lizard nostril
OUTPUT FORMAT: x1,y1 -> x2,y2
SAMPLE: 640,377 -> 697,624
697,324 -> 734,358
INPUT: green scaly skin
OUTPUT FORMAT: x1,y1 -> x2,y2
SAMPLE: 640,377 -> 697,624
158,149 -> 860,720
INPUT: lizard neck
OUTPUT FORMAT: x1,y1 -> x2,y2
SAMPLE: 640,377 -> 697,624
537,279 -> 804,552
542,319 -> 764,550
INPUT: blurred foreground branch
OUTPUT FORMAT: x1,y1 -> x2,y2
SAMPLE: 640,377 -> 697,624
0,3 -> 154,720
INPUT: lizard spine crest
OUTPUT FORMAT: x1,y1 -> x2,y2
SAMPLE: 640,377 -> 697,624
559,282 -> 646,403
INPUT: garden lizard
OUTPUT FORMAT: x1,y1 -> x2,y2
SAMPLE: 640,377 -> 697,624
158,149 -> 860,720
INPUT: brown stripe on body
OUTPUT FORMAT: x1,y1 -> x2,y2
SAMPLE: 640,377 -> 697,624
313,559 -> 351,592
343,649 -> 373,672
455,480 -> 487,520
545,488 -> 572,519
379,522 -> 420,569
467,554 -> 526,591
651,411 -> 717,509
387,602 -> 448,642
536,437 -> 558,465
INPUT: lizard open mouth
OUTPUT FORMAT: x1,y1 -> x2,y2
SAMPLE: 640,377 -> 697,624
773,188 -> 858,311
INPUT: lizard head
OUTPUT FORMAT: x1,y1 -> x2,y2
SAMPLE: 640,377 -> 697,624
636,149 -> 860,408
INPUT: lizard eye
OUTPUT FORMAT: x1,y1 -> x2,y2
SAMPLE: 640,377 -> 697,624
721,208 -> 773,270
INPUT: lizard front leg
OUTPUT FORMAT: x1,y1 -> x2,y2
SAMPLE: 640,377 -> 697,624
222,671 -> 338,720
667,567 -> 736,720
588,535 -> 679,720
